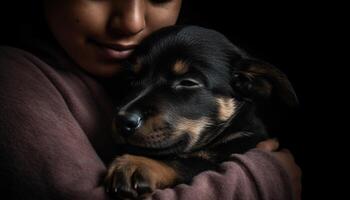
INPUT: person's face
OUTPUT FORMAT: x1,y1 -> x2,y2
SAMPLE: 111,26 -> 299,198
43,0 -> 182,77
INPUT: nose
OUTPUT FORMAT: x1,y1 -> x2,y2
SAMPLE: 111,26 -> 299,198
108,0 -> 146,36
116,111 -> 143,136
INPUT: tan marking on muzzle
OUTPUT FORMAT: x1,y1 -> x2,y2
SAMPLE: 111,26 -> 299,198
175,117 -> 212,150
216,98 -> 237,121
138,114 -> 165,135
173,60 -> 189,75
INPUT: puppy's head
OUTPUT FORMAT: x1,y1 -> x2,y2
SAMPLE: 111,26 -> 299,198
113,26 -> 298,155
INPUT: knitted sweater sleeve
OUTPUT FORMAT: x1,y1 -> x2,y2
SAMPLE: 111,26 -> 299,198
0,47 -> 110,200
151,149 -> 294,200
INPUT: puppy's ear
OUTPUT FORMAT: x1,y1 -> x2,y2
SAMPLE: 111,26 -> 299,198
231,59 -> 298,107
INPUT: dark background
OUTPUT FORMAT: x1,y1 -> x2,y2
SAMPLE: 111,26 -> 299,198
0,1 -> 339,199
181,1 -> 338,198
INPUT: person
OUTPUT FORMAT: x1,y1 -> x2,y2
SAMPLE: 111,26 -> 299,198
0,0 -> 301,199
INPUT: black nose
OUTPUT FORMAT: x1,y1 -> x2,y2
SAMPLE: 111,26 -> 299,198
117,112 -> 142,136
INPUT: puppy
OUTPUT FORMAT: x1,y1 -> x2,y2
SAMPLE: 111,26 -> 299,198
104,25 -> 298,199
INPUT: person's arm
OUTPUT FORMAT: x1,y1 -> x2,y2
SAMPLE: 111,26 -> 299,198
256,139 -> 302,200
150,148 -> 299,200
0,47 -> 110,200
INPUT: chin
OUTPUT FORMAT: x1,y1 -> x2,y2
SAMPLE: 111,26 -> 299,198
83,61 -> 123,77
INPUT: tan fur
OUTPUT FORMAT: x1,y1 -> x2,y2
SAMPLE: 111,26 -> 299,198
180,150 -> 212,160
105,154 -> 178,189
172,60 -> 189,75
125,114 -> 168,146
194,151 -> 212,160
175,117 -> 212,149
138,114 -> 164,135
216,97 -> 237,121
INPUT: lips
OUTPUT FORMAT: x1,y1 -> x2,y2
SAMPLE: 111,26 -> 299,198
89,39 -> 137,60
102,43 -> 137,51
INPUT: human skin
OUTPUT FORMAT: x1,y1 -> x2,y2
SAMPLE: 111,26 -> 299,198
43,0 -> 182,77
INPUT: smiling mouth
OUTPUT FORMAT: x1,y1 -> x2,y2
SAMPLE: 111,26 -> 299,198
89,39 -> 137,60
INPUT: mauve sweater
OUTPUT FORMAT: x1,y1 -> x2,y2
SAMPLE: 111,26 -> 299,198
0,45 -> 294,200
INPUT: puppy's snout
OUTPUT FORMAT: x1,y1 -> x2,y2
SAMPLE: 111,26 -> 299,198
116,111 -> 143,136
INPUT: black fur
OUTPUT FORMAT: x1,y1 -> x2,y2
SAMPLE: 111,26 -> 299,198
105,25 -> 298,199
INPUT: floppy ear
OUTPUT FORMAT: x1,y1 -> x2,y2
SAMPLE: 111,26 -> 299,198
231,59 -> 298,107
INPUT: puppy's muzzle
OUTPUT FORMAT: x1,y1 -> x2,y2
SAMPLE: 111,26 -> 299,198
116,111 -> 143,136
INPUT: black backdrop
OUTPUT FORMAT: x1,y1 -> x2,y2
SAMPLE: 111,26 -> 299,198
1,1 -> 337,199
174,2 -> 338,198
182,2 -> 318,199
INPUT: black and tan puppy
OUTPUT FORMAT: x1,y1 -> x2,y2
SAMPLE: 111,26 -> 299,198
105,26 -> 298,199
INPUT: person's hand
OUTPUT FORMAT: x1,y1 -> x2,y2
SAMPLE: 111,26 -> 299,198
256,139 -> 302,200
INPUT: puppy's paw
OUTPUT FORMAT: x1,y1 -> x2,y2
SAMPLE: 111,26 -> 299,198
105,154 -> 178,199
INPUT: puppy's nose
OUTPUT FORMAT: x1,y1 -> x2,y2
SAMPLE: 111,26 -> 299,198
117,112 -> 142,136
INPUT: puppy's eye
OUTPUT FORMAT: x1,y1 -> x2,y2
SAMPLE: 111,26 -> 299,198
174,79 -> 203,90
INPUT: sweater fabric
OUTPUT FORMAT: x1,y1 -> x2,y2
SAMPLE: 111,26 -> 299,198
0,45 -> 294,200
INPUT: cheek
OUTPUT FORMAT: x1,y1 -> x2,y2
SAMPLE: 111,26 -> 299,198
44,1 -> 108,43
44,1 -> 121,77
145,1 -> 182,31
174,117 -> 212,149
216,98 -> 238,121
